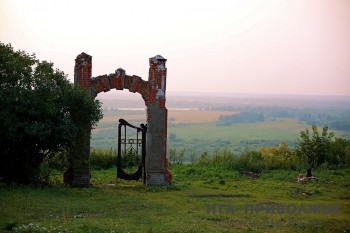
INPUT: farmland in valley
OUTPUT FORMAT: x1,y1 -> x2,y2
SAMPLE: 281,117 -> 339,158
91,93 -> 350,158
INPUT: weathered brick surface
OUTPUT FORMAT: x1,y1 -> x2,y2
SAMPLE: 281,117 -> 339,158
71,53 -> 92,187
146,55 -> 172,185
73,53 -> 172,186
74,53 -> 92,90
71,167 -> 90,187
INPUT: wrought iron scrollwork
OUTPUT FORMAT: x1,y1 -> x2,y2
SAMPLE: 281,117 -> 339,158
117,119 -> 147,182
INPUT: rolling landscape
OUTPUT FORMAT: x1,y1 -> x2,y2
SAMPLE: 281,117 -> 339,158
92,92 -> 350,159
2,1 -> 350,232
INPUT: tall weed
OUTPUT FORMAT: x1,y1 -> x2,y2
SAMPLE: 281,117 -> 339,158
90,149 -> 117,170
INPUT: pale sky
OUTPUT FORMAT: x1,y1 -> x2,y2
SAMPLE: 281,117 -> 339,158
1,0 -> 349,96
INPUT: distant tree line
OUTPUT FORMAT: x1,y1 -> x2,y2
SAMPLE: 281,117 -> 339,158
217,111 -> 264,126
214,106 -> 350,131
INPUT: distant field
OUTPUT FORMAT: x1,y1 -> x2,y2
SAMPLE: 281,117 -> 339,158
167,118 -> 306,155
169,118 -> 305,142
99,109 -> 236,124
169,110 -> 236,123
92,109 -> 350,156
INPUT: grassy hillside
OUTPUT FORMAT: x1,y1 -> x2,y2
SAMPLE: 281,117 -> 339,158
1,167 -> 349,232
2,94 -> 349,232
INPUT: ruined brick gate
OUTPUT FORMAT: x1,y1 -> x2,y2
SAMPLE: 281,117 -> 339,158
69,52 -> 172,186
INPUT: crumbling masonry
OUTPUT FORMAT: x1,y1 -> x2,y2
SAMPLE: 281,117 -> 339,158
69,53 -> 172,186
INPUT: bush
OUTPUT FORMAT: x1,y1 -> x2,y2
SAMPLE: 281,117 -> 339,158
167,148 -> 186,165
260,143 -> 301,170
90,149 -> 117,170
210,148 -> 235,167
230,150 -> 264,173
295,125 -> 334,177
329,137 -> 350,167
183,146 -> 302,173
37,151 -> 69,184
198,152 -> 210,166
0,43 -> 102,184
195,148 -> 264,173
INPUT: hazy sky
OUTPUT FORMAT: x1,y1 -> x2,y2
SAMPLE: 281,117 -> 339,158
1,0 -> 349,96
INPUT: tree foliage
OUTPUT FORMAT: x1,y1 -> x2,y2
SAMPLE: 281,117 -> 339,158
0,42 -> 102,184
259,143 -> 300,170
296,125 -> 334,177
329,137 -> 350,167
217,111 -> 264,126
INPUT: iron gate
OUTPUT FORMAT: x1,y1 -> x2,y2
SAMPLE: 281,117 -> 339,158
117,119 -> 147,182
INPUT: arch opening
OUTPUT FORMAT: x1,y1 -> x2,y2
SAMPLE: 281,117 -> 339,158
92,90 -> 147,150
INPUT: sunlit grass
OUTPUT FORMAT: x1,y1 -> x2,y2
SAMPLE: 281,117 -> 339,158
1,166 -> 349,232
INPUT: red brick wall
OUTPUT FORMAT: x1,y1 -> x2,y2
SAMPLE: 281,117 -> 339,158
73,53 -> 172,185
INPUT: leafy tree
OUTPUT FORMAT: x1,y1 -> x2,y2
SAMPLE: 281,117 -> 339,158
296,125 -> 334,177
0,42 -> 102,184
329,137 -> 350,167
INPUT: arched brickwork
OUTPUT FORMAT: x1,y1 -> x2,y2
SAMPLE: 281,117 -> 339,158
90,69 -> 149,104
70,52 -> 172,186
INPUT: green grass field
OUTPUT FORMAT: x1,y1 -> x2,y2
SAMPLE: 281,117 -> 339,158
14,109 -> 345,232
1,166 -> 349,232
92,116 -> 350,156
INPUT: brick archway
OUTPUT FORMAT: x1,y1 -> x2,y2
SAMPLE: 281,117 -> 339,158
71,53 -> 172,186
90,68 -> 148,103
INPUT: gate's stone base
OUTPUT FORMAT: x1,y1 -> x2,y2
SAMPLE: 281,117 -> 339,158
146,170 -> 172,185
146,171 -> 165,185
63,163 -> 90,187
71,166 -> 90,187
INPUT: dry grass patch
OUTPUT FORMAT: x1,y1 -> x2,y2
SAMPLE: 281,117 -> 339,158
169,110 -> 237,123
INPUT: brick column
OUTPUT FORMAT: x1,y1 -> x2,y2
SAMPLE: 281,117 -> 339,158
146,55 -> 172,185
67,52 -> 92,187
74,52 -> 92,90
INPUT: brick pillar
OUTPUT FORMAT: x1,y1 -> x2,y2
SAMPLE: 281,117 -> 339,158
74,52 -> 92,90
146,55 -> 172,185
67,52 -> 92,187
